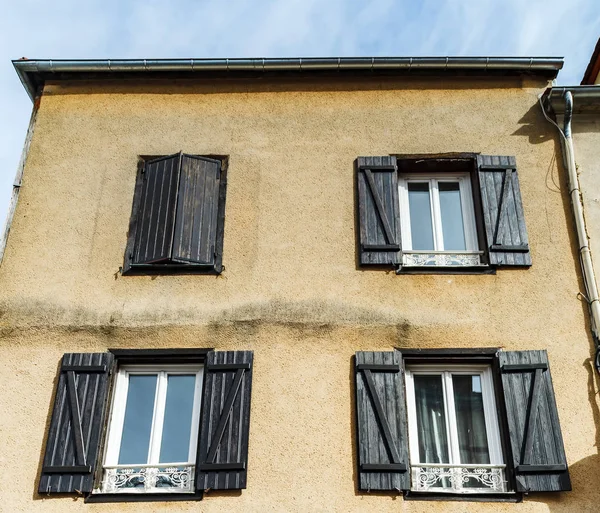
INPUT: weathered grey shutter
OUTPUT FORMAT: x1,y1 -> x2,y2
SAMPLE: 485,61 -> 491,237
197,351 -> 253,490
477,155 -> 531,266
355,351 -> 409,491
172,155 -> 221,267
39,353 -> 114,494
499,350 -> 571,492
132,153 -> 181,265
356,157 -> 401,266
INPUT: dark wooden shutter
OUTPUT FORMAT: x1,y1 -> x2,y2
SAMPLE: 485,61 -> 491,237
132,153 -> 181,265
39,352 -> 114,494
355,351 -> 409,491
499,350 -> 571,492
356,157 -> 401,266
477,155 -> 531,266
197,351 -> 253,490
172,155 -> 221,267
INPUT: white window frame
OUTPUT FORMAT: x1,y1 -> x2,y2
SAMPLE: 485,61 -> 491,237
405,364 -> 507,493
100,364 -> 204,494
398,173 -> 481,266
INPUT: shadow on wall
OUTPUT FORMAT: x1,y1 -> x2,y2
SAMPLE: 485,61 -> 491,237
512,101 -> 555,145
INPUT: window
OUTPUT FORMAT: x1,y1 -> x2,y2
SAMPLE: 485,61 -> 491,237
123,153 -> 227,274
398,174 -> 480,267
405,365 -> 505,493
356,155 -> 531,270
100,365 -> 204,494
39,350 -> 253,501
354,349 -> 571,498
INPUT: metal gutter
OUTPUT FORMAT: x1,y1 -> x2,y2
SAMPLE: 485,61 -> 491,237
541,88 -> 600,372
13,56 -> 564,101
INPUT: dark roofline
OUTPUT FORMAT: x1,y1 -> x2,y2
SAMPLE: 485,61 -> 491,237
13,56 -> 564,101
581,38 -> 600,85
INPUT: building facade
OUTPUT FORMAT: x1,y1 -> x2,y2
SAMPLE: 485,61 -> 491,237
1,57 -> 598,512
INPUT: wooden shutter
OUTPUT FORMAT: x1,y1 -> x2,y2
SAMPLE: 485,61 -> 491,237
197,351 -> 253,490
172,155 -> 222,267
499,350 -> 571,492
39,353 -> 114,494
477,155 -> 531,266
356,157 -> 401,266
132,153 -> 181,265
355,351 -> 409,491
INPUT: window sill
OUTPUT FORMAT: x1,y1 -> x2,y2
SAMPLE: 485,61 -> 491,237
85,491 -> 203,503
403,491 -> 522,503
397,266 -> 495,275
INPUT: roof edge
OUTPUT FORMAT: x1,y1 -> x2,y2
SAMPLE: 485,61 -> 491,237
544,85 -> 600,114
13,56 -> 564,101
581,38 -> 600,85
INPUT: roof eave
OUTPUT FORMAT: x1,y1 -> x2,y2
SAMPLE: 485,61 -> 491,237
13,56 -> 564,102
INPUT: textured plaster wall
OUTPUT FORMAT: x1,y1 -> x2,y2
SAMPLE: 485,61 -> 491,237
0,76 -> 599,512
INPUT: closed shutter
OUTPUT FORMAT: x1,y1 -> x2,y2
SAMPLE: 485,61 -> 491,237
355,351 -> 409,491
356,157 -> 401,266
172,156 -> 221,267
132,153 -> 182,265
197,351 -> 253,490
477,155 -> 531,266
499,350 -> 571,492
39,353 -> 114,494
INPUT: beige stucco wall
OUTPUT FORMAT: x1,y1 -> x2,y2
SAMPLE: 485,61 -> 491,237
0,76 -> 599,512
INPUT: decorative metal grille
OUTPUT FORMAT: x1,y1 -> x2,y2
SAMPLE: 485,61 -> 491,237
412,464 -> 507,493
101,465 -> 195,494
402,252 -> 482,267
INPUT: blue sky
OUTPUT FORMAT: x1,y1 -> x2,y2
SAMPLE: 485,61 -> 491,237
1,0 -> 599,233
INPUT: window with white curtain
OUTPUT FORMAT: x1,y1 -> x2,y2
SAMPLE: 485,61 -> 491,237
405,364 -> 507,493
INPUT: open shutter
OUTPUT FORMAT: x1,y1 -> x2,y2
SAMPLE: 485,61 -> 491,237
356,157 -> 401,266
39,353 -> 113,494
477,155 -> 531,266
197,351 -> 253,490
499,350 -> 571,492
172,155 -> 222,268
355,351 -> 409,491
132,153 -> 181,265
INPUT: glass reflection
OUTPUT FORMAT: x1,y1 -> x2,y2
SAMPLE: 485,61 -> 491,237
439,182 -> 466,250
408,182 -> 434,250
159,375 -> 196,463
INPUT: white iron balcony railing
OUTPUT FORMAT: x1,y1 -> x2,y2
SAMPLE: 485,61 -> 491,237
402,250 -> 484,267
99,463 -> 195,494
411,463 -> 507,493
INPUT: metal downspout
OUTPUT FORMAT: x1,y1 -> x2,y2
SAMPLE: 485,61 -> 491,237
562,91 -> 600,372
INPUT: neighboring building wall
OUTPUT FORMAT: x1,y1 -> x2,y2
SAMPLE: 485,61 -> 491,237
0,76 -> 598,512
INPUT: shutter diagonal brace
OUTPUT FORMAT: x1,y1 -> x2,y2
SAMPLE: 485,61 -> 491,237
203,368 -> 245,465
363,168 -> 397,247
491,169 -> 528,252
66,370 -> 88,468
361,368 -> 405,471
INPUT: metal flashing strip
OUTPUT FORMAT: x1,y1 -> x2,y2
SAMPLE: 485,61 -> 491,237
13,56 -> 564,101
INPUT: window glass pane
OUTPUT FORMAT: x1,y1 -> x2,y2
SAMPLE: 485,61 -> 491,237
452,374 -> 490,465
159,375 -> 197,463
119,374 -> 157,465
414,375 -> 449,463
408,182 -> 435,250
439,182 -> 466,250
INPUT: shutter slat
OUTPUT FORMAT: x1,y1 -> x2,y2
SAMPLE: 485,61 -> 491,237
172,156 -> 221,267
477,155 -> 531,267
356,157 -> 401,266
197,351 -> 253,490
355,351 -> 409,491
132,154 -> 181,265
499,350 -> 571,492
39,353 -> 113,494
